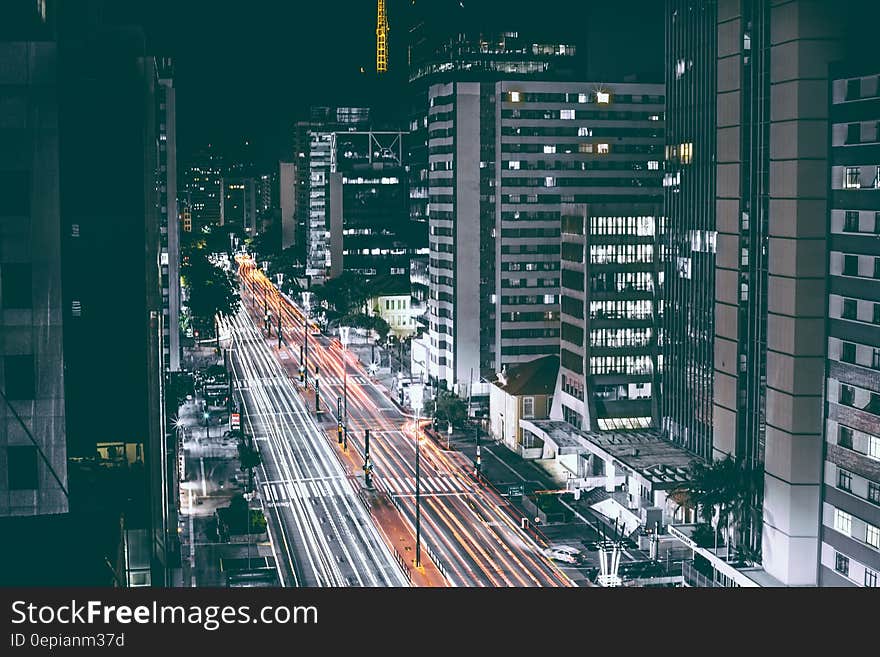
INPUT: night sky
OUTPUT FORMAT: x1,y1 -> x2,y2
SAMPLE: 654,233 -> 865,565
131,0 -> 663,169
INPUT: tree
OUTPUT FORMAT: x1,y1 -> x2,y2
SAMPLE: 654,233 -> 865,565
671,455 -> 764,560
311,271 -> 369,324
217,494 -> 267,537
433,391 -> 467,428
181,246 -> 240,342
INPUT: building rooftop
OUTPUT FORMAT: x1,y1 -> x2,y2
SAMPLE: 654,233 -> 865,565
521,419 -> 697,489
493,355 -> 559,397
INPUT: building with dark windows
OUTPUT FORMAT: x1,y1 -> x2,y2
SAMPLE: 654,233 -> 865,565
661,0 -> 717,461
184,147 -> 223,230
328,130 -> 414,284
294,107 -> 372,283
1,0 -> 177,586
556,203 -> 662,433
157,57 -> 180,374
220,176 -> 257,235
424,79 -> 664,406
819,64 -> 880,587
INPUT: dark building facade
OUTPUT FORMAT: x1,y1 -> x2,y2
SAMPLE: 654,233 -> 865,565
328,130 -> 413,284
661,0 -> 718,461
820,63 -> 880,587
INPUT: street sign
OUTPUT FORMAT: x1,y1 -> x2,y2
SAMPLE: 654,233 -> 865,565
410,383 -> 424,413
507,484 -> 524,498
231,413 -> 241,429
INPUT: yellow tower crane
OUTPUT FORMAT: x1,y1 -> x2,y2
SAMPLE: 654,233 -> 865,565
376,0 -> 389,73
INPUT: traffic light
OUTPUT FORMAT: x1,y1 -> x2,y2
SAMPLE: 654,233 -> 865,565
337,423 -> 344,444
299,365 -> 305,383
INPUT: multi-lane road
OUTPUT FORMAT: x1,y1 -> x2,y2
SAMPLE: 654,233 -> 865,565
234,256 -> 573,587
221,309 -> 409,587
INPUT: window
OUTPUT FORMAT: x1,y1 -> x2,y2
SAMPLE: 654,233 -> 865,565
545,177 -> 555,187
7,446 -> 38,490
844,167 -> 860,189
834,508 -> 852,535
870,435 -> 880,459
869,482 -> 880,505
522,396 -> 535,418
577,126 -> 591,137
867,524 -> 880,549
578,93 -> 588,103
874,303 -> 880,325
1,264 -> 32,308
597,143 -> 609,154
648,161 -> 659,170
835,552 -> 850,576
866,569 -> 878,587
543,145 -> 556,154
847,123 -> 861,144
875,257 -> 880,279
875,212 -> 880,235
842,298 -> 857,320
596,91 -> 610,104
508,160 -> 520,170
838,469 -> 853,491
509,91 -> 521,102
839,425 -> 854,449
560,109 -> 575,120
874,349 -> 880,370
846,79 -> 861,101
844,255 -> 860,276
840,384 -> 855,406
4,355 -> 35,400
578,143 -> 593,153
841,342 -> 856,364
680,142 -> 693,164
844,211 -> 859,232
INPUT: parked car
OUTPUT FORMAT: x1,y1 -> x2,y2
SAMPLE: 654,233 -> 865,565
544,545 -> 582,564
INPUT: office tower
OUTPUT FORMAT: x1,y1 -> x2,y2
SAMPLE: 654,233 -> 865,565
1,0 -> 176,585
425,80 -> 664,404
279,162 -> 296,250
328,130 -> 412,282
257,172 -> 272,214
661,0 -> 718,460
157,57 -> 181,374
557,201 -> 662,433
0,0 -> 68,519
298,106 -> 371,284
820,65 -> 880,587
219,176 -> 257,234
184,148 -> 223,230
712,0 -> 845,585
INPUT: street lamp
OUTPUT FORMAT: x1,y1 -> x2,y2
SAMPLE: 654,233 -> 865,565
301,290 -> 312,389
275,273 -> 284,349
409,382 -> 425,569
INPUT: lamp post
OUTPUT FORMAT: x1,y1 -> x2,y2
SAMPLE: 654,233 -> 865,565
409,377 -> 425,569
301,290 -> 311,390
314,364 -> 321,414
275,273 -> 284,349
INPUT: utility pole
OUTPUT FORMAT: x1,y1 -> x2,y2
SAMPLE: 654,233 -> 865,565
277,310 -> 282,348
415,406 -> 421,569
314,364 -> 320,414
474,422 -> 481,480
363,429 -> 373,488
337,396 -> 343,445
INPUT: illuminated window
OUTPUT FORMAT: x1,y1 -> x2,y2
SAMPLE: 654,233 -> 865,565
522,397 -> 535,418
577,127 -> 591,137
560,109 -> 575,120
510,91 -> 521,102
835,552 -> 849,576
867,524 -> 880,549
508,160 -> 520,170
579,143 -> 592,153
545,177 -> 555,187
648,161 -> 659,170
597,143 -> 609,155
596,91 -> 610,104
578,93 -> 588,103
680,142 -> 693,164
543,145 -> 556,154
844,167 -> 860,189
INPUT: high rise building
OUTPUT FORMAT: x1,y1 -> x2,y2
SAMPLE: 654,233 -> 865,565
279,161 -> 296,251
661,0 -> 718,461
157,57 -> 181,374
184,148 -> 223,230
328,130 -> 412,283
220,176 -> 257,234
0,0 -> 68,519
1,0 -> 177,585
425,80 -> 664,404
820,64 -> 880,587
296,107 -> 371,284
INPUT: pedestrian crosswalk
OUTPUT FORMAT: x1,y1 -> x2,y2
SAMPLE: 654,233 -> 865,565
260,473 -> 467,504
261,478 -> 351,504
318,375 -> 370,387
381,474 -> 466,497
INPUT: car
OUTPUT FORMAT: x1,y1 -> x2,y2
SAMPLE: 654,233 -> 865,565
544,545 -> 582,564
